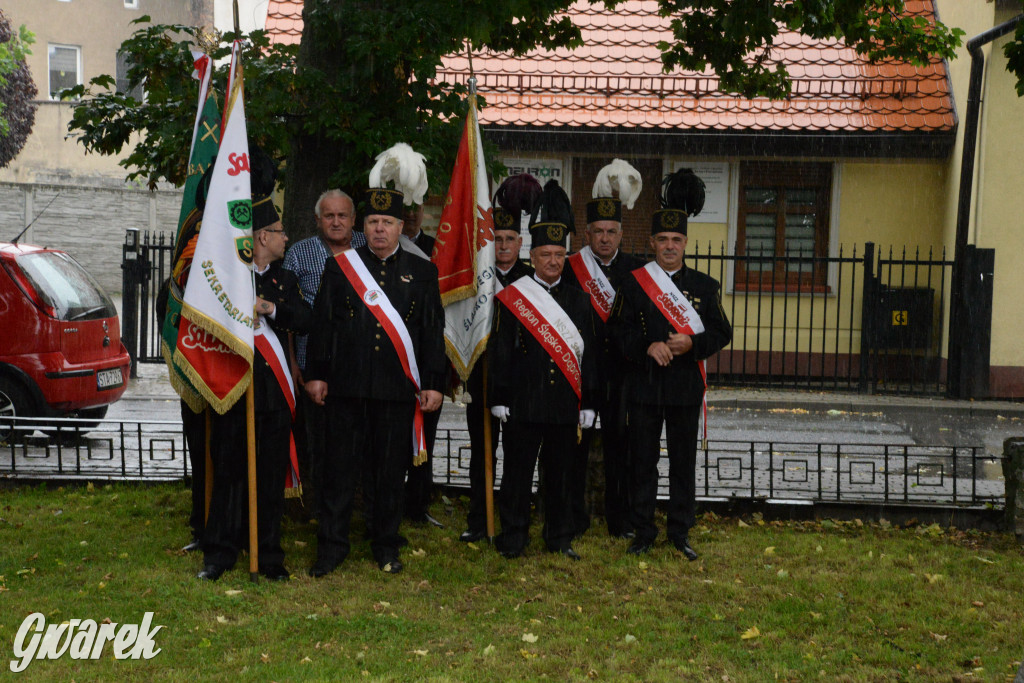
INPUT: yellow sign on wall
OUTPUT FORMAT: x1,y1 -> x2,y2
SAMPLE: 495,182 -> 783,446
892,310 -> 909,326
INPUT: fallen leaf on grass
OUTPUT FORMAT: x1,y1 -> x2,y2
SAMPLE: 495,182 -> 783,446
809,612 -> 822,620
776,569 -> 788,578
216,616 -> 228,624
624,634 -> 637,644
741,626 -> 761,640
519,649 -> 537,659
198,638 -> 211,648
301,656 -> 312,663
411,649 -> 428,656
483,644 -> 495,656
930,632 -> 948,641
261,653 -> 270,663
638,561 -> 648,570
971,601 -> 984,607
411,548 -> 426,558
737,520 -> 749,528
972,556 -> 995,565
764,546 -> 775,556
293,540 -> 307,547
224,589 -> 243,596
924,573 -> 943,584
521,633 -> 538,643
467,542 -> 480,551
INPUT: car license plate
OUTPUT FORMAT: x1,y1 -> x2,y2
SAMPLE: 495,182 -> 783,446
96,368 -> 123,390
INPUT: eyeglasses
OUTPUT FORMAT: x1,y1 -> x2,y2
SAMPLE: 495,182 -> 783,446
262,228 -> 286,234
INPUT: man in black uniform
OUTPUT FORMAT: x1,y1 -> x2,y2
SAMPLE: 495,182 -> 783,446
459,193 -> 535,543
488,180 -> 597,560
197,194 -> 313,581
560,160 -> 645,539
305,183 -> 447,576
609,169 -> 731,560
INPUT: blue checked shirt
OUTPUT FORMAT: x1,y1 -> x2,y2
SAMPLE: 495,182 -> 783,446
283,231 -> 367,370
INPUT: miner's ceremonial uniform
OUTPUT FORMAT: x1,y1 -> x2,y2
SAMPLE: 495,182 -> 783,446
462,257 -> 534,539
561,246 -> 645,538
608,168 -> 731,558
306,243 -> 447,569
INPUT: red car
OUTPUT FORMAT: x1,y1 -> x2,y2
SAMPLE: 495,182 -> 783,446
0,242 -> 131,440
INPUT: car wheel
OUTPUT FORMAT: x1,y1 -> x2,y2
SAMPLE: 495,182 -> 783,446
0,376 -> 34,444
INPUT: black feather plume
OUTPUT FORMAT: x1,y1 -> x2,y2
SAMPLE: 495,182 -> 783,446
662,168 -> 706,217
248,144 -> 278,200
494,173 -> 542,218
531,179 -> 575,233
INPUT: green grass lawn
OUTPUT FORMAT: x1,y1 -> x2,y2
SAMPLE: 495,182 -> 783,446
1,482 -> 1022,682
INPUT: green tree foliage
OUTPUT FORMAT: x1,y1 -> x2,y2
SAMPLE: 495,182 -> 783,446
0,10 -> 37,168
63,17 -> 298,189
65,1 -> 970,237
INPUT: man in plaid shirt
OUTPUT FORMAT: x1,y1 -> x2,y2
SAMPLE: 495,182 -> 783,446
283,189 -> 365,517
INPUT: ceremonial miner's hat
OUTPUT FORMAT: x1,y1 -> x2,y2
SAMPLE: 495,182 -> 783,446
651,168 -> 705,235
493,173 -> 542,234
586,159 -> 642,224
251,194 -> 280,231
365,142 -> 428,220
528,179 -> 574,249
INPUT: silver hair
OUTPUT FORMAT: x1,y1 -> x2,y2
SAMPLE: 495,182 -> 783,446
314,189 -> 354,217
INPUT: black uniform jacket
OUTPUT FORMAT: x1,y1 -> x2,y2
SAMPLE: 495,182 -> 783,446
561,249 -> 646,398
609,263 -> 732,407
254,261 -> 312,412
466,260 -> 534,399
488,275 -> 598,425
306,245 -> 447,401
412,231 -> 436,259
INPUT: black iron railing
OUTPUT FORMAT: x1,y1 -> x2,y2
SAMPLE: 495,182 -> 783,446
1,419 -> 1003,509
125,234 -> 962,396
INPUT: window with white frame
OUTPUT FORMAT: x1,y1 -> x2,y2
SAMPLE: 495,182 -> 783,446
124,0 -> 139,8
116,51 -> 144,101
48,44 -> 81,100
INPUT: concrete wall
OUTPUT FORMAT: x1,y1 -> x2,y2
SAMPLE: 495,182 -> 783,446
0,182 -> 181,295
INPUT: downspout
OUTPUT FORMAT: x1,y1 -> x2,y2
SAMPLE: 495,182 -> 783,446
947,14 -> 1024,397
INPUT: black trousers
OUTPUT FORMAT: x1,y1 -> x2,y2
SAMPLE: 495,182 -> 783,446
294,387 -> 326,520
318,397 -> 413,566
403,405 -> 441,518
627,402 -> 700,544
181,401 -> 206,541
202,401 -> 291,569
496,420 -> 576,554
570,387 -> 631,537
464,396 -> 500,534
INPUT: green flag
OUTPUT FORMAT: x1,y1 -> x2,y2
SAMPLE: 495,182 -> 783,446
161,78 -> 221,413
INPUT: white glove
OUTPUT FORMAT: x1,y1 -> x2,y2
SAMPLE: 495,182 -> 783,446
578,409 -> 596,429
490,406 -> 510,422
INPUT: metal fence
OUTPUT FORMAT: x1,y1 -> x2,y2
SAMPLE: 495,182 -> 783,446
1,418 -> 1003,509
126,233 -> 957,395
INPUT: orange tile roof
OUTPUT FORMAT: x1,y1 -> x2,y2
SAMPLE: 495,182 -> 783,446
265,0 -> 954,136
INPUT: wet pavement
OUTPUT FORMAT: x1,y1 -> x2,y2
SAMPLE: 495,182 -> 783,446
3,363 -> 1022,508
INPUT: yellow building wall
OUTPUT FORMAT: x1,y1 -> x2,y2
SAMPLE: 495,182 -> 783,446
686,159 -> 949,364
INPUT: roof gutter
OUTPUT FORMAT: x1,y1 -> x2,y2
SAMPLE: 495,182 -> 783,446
954,14 -> 1024,259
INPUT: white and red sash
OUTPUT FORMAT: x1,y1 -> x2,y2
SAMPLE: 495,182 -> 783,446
335,250 -> 428,466
253,317 -> 302,495
632,262 -> 709,441
568,247 -> 617,322
495,276 -> 584,401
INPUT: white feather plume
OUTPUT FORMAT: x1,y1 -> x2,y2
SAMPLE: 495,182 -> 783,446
368,142 -> 428,206
592,158 -> 642,210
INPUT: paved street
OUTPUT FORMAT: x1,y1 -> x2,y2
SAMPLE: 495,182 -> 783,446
3,363 -> 1022,507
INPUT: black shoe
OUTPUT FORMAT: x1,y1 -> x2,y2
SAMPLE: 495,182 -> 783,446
196,564 -> 227,581
673,537 -> 698,561
626,539 -> 653,556
260,564 -> 291,581
397,534 -> 410,548
611,530 -> 636,540
559,547 -> 581,561
308,557 -> 340,578
379,558 -> 403,574
498,548 -> 522,560
459,529 -> 486,543
423,513 -> 445,529
181,539 -> 203,553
